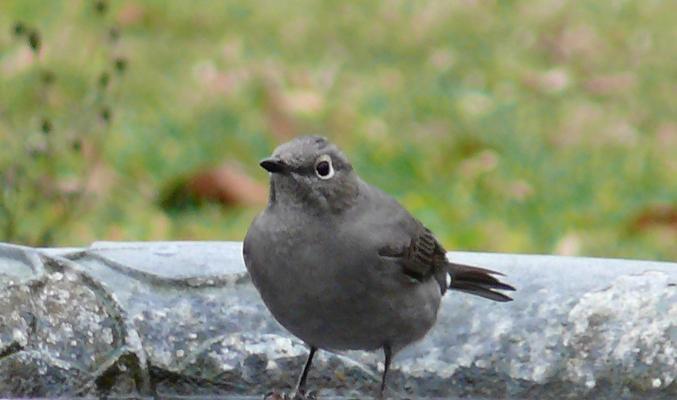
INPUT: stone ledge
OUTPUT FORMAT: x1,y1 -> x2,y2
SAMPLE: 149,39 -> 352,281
1,241 -> 675,398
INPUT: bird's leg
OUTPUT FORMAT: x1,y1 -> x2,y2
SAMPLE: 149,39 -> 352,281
292,345 -> 317,398
379,344 -> 392,399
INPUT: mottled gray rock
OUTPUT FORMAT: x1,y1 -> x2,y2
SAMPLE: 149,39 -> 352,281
0,241 -> 675,399
0,243 -> 148,397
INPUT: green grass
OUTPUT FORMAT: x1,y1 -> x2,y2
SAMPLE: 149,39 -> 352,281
1,0 -> 675,260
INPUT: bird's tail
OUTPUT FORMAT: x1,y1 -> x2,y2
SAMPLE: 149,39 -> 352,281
447,262 -> 515,302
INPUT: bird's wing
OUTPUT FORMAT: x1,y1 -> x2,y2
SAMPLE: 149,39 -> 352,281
377,223 -> 448,283
360,183 -> 515,301
353,183 -> 449,291
376,219 -> 515,300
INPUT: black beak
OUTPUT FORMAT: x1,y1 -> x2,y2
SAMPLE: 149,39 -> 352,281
259,157 -> 287,173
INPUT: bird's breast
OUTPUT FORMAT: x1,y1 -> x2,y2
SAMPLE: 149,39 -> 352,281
244,210 -> 440,351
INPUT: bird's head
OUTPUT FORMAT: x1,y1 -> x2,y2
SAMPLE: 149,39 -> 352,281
260,135 -> 360,214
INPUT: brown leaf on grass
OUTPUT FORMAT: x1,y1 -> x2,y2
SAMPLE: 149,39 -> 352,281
458,149 -> 499,178
193,60 -> 250,97
524,68 -> 571,94
84,162 -> 118,197
506,179 -> 534,202
554,232 -> 582,256
656,123 -> 677,148
47,134 -> 116,199
261,76 -> 298,141
161,162 -> 267,209
553,103 -> 638,148
56,162 -> 117,199
628,204 -> 677,233
540,24 -> 601,64
1,47 -> 36,77
428,48 -> 455,72
522,68 -> 570,94
656,123 -> 677,175
283,89 -> 325,115
117,2 -> 146,26
583,73 -> 636,96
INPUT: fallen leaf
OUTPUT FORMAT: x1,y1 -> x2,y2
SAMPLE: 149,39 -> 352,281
161,162 -> 267,209
523,68 -> 570,94
117,2 -> 146,26
628,204 -> 677,233
261,74 -> 298,141
583,73 -> 635,96
554,232 -> 582,256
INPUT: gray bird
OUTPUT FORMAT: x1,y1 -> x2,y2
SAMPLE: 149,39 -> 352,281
243,136 -> 514,399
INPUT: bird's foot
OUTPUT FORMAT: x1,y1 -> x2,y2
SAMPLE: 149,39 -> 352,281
294,390 -> 318,400
263,390 -> 318,400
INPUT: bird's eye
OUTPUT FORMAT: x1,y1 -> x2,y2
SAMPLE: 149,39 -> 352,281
314,155 -> 334,179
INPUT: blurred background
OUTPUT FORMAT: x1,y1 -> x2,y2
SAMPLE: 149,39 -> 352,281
0,0 -> 674,260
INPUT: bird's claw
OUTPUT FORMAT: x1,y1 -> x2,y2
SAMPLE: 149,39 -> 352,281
291,389 -> 318,400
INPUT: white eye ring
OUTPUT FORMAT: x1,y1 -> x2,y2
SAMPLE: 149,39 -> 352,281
314,154 -> 335,179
